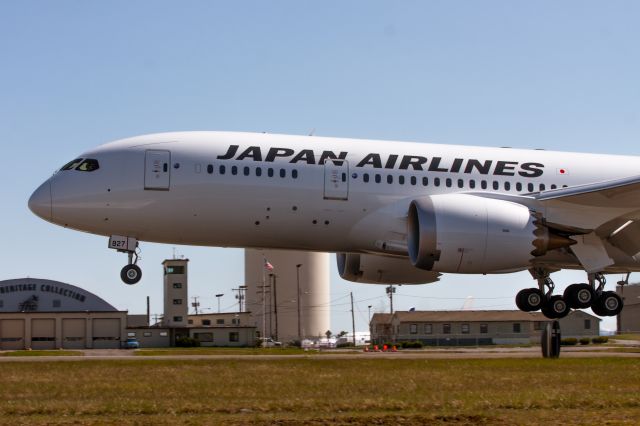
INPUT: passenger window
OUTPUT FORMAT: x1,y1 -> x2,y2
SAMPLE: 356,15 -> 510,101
256,167 -> 262,177
280,169 -> 286,178
539,183 -> 546,191
562,185 -> 568,188
268,168 -> 274,177
363,173 -> 370,183
528,183 -> 534,192
492,181 -> 499,190
481,180 -> 487,189
60,158 -> 83,171
469,180 -> 476,189
434,177 -> 440,187
445,178 -> 452,188
399,176 -> 405,185
244,166 -> 250,176
516,182 -> 522,191
231,166 -> 238,175
504,182 -> 511,191
457,179 -> 464,188
292,169 -> 298,179
207,164 -> 213,174
551,184 -> 557,189
76,159 -> 100,172
422,177 -> 428,186
219,165 -> 226,175
387,175 -> 393,184
411,176 -> 417,185
375,174 -> 381,183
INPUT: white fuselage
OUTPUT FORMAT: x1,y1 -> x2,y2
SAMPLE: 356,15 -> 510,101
28,131 -> 640,274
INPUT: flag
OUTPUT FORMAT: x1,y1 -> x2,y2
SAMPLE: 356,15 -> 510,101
264,259 -> 274,271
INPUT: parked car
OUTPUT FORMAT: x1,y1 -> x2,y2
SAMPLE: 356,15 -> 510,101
123,338 -> 140,349
258,337 -> 282,347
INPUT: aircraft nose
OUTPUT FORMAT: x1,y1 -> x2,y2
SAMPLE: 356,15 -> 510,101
28,180 -> 52,221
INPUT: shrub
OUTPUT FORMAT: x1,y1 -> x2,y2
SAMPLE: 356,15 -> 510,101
175,337 -> 200,347
579,338 -> 590,345
560,338 -> 578,346
592,336 -> 609,344
401,341 -> 423,349
337,342 -> 355,348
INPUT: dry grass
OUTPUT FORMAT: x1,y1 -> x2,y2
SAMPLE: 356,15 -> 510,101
0,358 -> 638,425
0,350 -> 83,357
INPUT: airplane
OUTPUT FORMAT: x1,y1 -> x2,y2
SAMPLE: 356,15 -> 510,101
28,131 -> 640,319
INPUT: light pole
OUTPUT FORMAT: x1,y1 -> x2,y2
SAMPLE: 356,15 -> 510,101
296,263 -> 302,342
215,293 -> 224,313
368,305 -> 372,344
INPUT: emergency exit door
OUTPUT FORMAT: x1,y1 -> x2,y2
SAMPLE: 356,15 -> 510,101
323,159 -> 349,200
145,150 -> 171,190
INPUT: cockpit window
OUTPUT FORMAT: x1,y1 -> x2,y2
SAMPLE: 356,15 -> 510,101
76,159 -> 100,172
60,158 -> 83,171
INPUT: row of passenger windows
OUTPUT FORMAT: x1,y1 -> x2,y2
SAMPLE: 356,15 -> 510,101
205,163 -> 565,193
356,173 -> 566,192
206,164 -> 298,179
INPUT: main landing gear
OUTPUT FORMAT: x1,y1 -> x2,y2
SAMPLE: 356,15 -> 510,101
108,235 -> 142,285
516,269 -> 624,319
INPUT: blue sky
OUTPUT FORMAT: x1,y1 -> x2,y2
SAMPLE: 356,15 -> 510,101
2,1 -> 639,333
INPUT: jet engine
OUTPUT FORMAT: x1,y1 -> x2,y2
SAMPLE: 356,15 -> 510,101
337,253 -> 440,284
407,194 -> 575,274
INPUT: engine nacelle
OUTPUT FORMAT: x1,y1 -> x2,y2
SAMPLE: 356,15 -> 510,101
337,253 -> 440,284
408,194 -> 573,274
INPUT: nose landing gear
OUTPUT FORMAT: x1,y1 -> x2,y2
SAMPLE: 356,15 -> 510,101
108,235 -> 142,285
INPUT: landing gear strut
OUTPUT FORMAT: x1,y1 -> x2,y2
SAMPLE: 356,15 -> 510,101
108,235 -> 142,285
516,268 -> 569,319
588,273 -> 623,317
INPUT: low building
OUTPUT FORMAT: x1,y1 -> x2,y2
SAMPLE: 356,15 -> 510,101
0,278 -> 126,350
617,283 -> 640,333
371,310 -> 600,346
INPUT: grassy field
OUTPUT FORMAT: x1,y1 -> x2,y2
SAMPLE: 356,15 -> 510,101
0,358 -> 638,425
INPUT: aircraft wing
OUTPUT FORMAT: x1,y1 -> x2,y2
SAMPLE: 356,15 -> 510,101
534,175 -> 640,272
536,174 -> 640,232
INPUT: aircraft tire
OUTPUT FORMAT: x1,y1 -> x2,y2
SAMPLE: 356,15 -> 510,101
591,291 -> 623,317
121,264 -> 142,285
563,283 -> 595,309
541,295 -> 570,319
516,288 -> 544,312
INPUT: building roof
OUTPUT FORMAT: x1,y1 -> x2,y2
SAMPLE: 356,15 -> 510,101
0,278 -> 118,312
371,313 -> 393,323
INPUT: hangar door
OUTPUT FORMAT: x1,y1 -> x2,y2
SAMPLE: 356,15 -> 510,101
0,319 -> 25,350
92,318 -> 121,349
62,319 -> 86,349
31,319 -> 56,350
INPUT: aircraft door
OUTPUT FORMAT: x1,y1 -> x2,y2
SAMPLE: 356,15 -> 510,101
144,150 -> 171,190
323,159 -> 349,200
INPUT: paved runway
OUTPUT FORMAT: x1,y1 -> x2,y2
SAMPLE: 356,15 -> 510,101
0,345 -> 638,362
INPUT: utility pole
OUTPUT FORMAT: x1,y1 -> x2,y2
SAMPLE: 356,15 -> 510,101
233,285 -> 247,312
386,285 -> 395,314
191,296 -> 200,315
272,274 -> 278,341
296,264 -> 302,341
350,292 -> 356,346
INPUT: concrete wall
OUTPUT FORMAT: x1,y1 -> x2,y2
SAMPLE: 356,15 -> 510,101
245,249 -> 330,343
